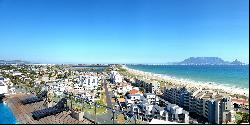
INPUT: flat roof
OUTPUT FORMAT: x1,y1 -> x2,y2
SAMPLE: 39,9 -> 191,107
0,83 -> 5,86
149,119 -> 186,124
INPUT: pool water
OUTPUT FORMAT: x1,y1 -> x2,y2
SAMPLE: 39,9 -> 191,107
0,100 -> 16,124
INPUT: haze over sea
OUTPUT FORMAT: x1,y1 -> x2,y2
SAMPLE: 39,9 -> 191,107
126,65 -> 249,89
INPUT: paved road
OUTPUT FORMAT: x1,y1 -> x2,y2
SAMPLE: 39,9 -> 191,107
238,109 -> 249,114
99,78 -> 119,124
103,79 -> 112,108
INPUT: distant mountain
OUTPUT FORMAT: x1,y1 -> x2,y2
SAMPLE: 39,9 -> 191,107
230,59 -> 244,65
0,60 -> 30,64
176,57 -> 244,65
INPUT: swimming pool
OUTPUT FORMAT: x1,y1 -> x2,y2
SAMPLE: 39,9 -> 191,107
0,100 -> 16,124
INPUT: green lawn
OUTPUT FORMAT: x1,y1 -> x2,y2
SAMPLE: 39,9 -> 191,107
235,112 -> 249,124
69,91 -> 107,115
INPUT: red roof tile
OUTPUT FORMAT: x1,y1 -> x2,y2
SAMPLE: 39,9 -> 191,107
129,89 -> 139,94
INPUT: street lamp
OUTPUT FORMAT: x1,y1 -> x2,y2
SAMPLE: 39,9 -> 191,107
112,109 -> 116,124
94,102 -> 98,124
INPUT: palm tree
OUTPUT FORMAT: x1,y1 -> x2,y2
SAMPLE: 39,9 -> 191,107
139,87 -> 145,94
48,73 -> 52,80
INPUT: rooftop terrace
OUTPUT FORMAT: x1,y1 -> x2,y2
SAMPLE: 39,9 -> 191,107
5,94 -> 94,124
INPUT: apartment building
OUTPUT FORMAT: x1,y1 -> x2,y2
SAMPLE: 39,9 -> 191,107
133,78 -> 161,95
0,81 -> 8,95
149,81 -> 161,94
165,103 -> 189,123
164,87 -> 235,124
144,93 -> 159,105
78,75 -> 98,90
110,71 -> 123,84
125,94 -> 143,108
214,95 -> 235,124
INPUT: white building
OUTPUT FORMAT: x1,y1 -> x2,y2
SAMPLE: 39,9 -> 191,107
116,84 -> 133,95
149,119 -> 186,124
46,82 -> 65,96
0,81 -> 8,95
214,96 -> 235,124
12,71 -> 22,76
125,94 -> 142,107
78,75 -> 98,90
144,93 -> 159,105
166,103 -> 189,122
164,87 -> 235,124
110,71 -> 123,84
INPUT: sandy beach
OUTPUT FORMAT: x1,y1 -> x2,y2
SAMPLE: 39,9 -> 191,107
122,65 -> 249,98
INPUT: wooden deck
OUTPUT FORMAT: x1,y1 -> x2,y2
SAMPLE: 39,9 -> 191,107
5,94 -> 94,124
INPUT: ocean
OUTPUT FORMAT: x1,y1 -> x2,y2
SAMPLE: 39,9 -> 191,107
0,100 -> 16,124
126,65 -> 249,89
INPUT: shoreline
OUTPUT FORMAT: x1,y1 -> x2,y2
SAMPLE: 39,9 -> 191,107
122,65 -> 249,98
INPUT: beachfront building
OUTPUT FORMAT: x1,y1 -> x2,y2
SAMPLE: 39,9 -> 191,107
133,78 -> 161,95
214,96 -> 235,124
164,86 -> 197,109
164,87 -> 235,124
110,71 -> 123,84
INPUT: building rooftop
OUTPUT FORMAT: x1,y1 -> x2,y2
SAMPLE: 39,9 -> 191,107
194,91 -> 205,98
117,98 -> 125,103
144,93 -> 155,96
149,119 -> 186,124
232,98 -> 249,105
0,81 -> 5,86
129,89 -> 141,94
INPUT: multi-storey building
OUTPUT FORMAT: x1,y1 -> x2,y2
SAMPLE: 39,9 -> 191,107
125,94 -> 143,108
0,80 -> 8,95
149,81 -> 160,94
78,75 -> 98,90
214,95 -> 235,124
164,87 -> 235,124
133,78 -> 161,95
110,71 -> 123,84
143,93 -> 159,105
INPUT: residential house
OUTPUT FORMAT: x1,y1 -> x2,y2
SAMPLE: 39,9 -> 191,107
110,71 -> 123,84
144,93 -> 159,105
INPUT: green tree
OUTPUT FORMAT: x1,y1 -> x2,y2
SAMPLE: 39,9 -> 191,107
40,81 -> 45,85
48,73 -> 52,80
139,87 -> 145,94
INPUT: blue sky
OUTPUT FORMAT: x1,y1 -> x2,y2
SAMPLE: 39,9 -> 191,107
0,0 -> 249,64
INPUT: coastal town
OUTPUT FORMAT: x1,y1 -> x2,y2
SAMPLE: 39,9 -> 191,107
0,64 -> 249,124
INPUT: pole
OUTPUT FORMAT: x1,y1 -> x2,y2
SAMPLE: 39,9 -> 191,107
134,112 -> 136,124
95,102 -> 97,124
70,93 -> 73,110
112,109 -> 115,124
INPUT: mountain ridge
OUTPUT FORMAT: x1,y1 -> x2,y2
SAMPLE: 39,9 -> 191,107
175,57 -> 245,65
0,60 -> 31,64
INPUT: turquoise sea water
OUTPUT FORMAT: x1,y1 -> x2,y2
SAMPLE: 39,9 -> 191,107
0,100 -> 16,124
126,65 -> 249,89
